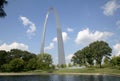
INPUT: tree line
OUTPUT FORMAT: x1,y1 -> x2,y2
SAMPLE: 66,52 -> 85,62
0,49 -> 53,72
71,40 -> 120,69
0,40 -> 120,72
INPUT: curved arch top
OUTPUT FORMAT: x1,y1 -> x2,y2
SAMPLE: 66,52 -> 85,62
40,8 -> 65,65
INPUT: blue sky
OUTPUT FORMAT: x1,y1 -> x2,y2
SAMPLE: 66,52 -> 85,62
0,0 -> 120,64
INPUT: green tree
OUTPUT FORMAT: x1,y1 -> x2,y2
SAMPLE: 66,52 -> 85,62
103,56 -> 111,67
9,49 -> 23,59
9,49 -> 37,69
115,56 -> 120,66
111,56 -> 120,67
71,47 -> 94,67
27,58 -> 37,70
81,46 -> 94,67
68,63 -> 72,67
9,58 -> 24,72
89,41 -> 112,68
71,50 -> 85,66
37,53 -> 53,70
0,0 -> 7,17
0,50 -> 8,67
22,50 -> 36,62
9,49 -> 36,61
0,49 -> 37,72
60,64 -> 67,68
1,64 -> 11,72
51,64 -> 55,69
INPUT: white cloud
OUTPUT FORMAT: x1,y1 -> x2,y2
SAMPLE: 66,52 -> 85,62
116,20 -> 120,28
62,32 -> 69,42
44,43 -> 54,50
75,28 -> 113,45
67,28 -> 74,32
113,43 -> 120,56
52,37 -> 57,42
65,54 -> 74,64
20,16 -> 36,35
102,0 -> 120,16
0,42 -> 29,51
52,32 -> 69,42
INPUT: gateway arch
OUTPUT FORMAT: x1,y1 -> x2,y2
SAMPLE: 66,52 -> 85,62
40,8 -> 65,65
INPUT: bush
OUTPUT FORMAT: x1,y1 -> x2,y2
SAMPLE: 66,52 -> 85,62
1,64 -> 11,72
37,53 -> 53,70
26,58 -> 37,70
9,58 -> 24,72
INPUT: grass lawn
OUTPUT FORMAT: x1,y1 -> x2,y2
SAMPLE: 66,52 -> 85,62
53,68 -> 120,75
25,67 -> 120,76
0,68 -> 120,76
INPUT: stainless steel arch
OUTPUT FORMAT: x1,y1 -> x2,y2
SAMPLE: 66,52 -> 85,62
40,8 -> 65,65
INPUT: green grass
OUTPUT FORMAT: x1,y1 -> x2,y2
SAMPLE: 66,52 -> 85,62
52,68 -> 120,75
27,67 -> 120,75
1,68 -> 120,76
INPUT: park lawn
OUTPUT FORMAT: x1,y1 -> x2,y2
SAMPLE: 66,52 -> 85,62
53,68 -> 120,75
0,68 -> 120,76
27,67 -> 120,75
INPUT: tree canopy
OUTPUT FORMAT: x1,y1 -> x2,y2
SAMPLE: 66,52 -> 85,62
0,0 -> 7,17
37,53 -> 53,70
72,40 -> 112,68
0,49 -> 54,72
89,41 -> 112,67
0,49 -> 37,72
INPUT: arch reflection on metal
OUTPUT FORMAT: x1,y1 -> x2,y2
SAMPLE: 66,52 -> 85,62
40,8 -> 65,65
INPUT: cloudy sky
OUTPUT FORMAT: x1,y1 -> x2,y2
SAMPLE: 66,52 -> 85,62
0,0 -> 120,64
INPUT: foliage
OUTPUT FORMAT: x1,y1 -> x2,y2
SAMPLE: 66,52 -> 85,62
9,49 -> 36,62
0,49 -> 37,72
37,53 -> 53,70
68,63 -> 72,67
71,50 -> 85,66
27,58 -> 37,70
9,58 -> 24,72
0,0 -> 7,17
72,40 -> 112,68
89,41 -> 112,68
0,49 -> 54,72
103,56 -> 111,67
8,49 -> 37,70
71,47 -> 94,67
110,56 -> 120,69
1,64 -> 11,72
48,64 -> 55,70
104,57 -> 110,64
81,46 -> 94,66
60,64 -> 67,68
0,50 -> 8,67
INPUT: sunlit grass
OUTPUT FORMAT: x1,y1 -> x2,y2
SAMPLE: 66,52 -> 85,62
1,68 -> 120,76
53,68 -> 120,75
